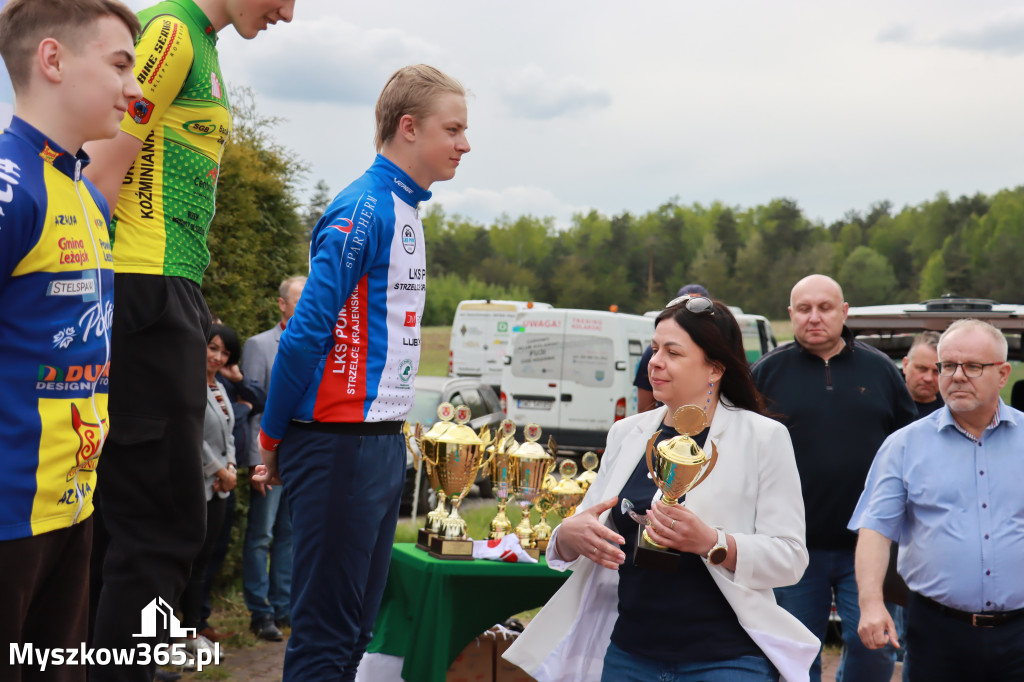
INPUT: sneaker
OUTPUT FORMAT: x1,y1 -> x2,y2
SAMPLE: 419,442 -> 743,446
250,614 -> 283,642
181,634 -> 216,669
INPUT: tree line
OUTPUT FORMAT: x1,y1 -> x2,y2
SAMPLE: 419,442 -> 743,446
202,91 -> 1024,336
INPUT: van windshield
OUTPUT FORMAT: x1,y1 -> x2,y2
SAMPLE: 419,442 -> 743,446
510,333 -> 615,387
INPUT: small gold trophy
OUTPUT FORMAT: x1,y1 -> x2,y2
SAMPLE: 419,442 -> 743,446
576,451 -> 600,493
551,459 -> 586,520
485,419 -> 518,540
426,404 -> 492,560
509,423 -> 556,560
634,404 -> 718,571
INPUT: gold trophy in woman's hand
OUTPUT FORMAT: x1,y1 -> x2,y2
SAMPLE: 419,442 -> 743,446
635,404 -> 718,570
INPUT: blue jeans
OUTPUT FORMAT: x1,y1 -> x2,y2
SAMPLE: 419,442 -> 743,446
602,642 -> 779,682
774,549 -> 896,682
243,480 -> 293,621
890,603 -> 909,682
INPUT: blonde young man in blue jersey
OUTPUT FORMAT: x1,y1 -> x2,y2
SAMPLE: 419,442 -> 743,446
254,64 -> 470,681
0,1 -> 141,680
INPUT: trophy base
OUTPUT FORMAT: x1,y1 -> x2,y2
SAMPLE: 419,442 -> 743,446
521,546 -> 540,561
633,531 -> 681,572
416,528 -> 437,552
428,536 -> 475,560
535,538 -> 549,554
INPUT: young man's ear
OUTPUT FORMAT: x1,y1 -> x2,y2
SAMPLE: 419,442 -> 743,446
37,38 -> 65,84
396,113 -> 417,143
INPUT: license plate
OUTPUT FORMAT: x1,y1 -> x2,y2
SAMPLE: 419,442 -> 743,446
517,399 -> 552,410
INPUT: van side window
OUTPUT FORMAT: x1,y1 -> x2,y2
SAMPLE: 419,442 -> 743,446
561,335 -> 614,388
509,334 -> 562,378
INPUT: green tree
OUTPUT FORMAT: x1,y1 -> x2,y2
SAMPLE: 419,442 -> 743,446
303,178 -> 333,243
203,87 -> 307,339
838,246 -> 897,305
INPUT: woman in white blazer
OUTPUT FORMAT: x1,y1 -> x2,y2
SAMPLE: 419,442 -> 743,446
180,323 -> 240,656
504,297 -> 819,682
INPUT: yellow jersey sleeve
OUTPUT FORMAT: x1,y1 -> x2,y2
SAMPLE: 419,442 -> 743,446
122,15 -> 194,142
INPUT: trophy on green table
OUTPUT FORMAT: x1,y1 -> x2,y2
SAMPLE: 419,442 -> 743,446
550,459 -> 586,520
508,423 -> 556,560
426,404 -> 492,559
408,405 -> 456,551
485,418 -> 518,540
576,451 -> 600,493
634,404 -> 718,571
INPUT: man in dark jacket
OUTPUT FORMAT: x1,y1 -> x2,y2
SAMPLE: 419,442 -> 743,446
751,274 -> 917,682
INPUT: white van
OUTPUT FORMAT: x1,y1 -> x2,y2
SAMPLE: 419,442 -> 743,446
499,308 -> 653,453
449,300 -> 551,388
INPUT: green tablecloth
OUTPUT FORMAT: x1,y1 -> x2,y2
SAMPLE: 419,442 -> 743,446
367,543 -> 569,682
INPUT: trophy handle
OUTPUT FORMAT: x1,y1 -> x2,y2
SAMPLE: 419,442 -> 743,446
690,440 -> 719,489
403,422 -> 419,468
643,431 -> 659,480
479,443 -> 497,475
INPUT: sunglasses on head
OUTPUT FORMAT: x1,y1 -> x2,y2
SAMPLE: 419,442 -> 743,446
665,295 -> 715,316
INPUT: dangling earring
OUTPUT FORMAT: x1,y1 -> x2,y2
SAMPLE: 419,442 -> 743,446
705,381 -> 714,411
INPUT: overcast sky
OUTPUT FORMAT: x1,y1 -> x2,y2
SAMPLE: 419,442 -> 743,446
9,1 -> 1024,229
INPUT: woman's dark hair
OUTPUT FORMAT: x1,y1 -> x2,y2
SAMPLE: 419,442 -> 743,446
208,323 -> 241,367
654,299 -> 766,415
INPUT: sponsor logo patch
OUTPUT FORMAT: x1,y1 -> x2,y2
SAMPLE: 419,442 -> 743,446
46,272 -> 98,301
130,97 -> 155,125
402,225 -> 416,254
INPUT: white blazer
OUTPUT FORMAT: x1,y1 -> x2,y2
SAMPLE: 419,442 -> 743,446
503,401 -> 820,682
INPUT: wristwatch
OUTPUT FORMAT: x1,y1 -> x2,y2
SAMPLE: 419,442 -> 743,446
705,527 -> 728,565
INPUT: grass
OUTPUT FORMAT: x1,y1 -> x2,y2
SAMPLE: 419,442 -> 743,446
395,496 -> 562,544
419,326 -> 451,376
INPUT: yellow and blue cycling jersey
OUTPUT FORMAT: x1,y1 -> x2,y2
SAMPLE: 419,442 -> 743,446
0,117 -> 114,541
111,0 -> 231,284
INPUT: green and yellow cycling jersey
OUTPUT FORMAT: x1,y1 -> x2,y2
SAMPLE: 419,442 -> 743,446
112,0 -> 231,284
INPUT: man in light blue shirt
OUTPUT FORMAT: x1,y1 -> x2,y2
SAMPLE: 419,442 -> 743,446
849,318 -> 1024,682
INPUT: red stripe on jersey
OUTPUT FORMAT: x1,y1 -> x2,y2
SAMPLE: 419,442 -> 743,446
314,276 -> 369,422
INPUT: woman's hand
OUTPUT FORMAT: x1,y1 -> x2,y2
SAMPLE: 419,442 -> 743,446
219,364 -> 244,383
552,496 -> 626,570
646,502 -> 718,557
214,466 -> 237,493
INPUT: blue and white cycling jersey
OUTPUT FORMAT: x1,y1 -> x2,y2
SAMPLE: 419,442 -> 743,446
259,155 -> 429,447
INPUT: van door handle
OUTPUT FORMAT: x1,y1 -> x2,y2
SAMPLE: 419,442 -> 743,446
561,394 -> 572,402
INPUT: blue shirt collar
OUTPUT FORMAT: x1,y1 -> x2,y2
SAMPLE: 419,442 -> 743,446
368,154 -> 432,207
5,116 -> 89,179
936,398 -> 1018,441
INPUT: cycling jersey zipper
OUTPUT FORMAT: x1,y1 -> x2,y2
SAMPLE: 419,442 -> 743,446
72,158 -> 111,525
824,359 -> 833,391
